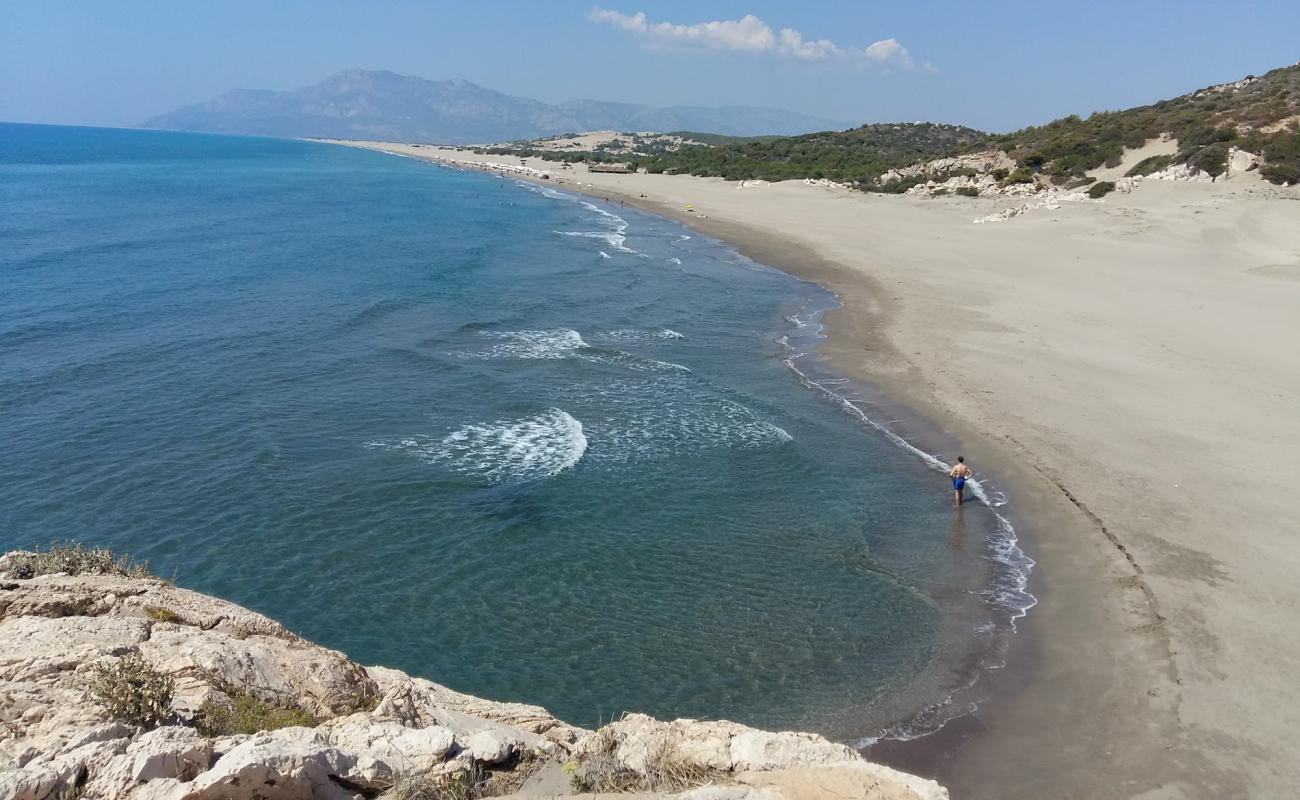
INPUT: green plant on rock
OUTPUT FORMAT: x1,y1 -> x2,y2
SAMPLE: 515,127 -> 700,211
954,186 -> 980,197
88,653 -> 174,729
195,688 -> 317,737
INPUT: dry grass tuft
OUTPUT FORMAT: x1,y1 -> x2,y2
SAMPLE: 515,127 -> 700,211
88,653 -> 174,729
378,763 -> 491,800
5,541 -> 154,580
143,605 -> 182,624
569,725 -> 725,793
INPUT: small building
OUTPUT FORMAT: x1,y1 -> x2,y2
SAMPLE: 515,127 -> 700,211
588,163 -> 632,174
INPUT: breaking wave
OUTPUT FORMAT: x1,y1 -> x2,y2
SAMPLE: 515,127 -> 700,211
368,408 -> 587,484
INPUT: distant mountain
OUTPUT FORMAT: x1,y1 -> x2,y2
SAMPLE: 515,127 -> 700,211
139,70 -> 847,143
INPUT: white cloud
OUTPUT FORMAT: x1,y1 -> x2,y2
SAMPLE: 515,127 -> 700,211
588,8 -> 919,71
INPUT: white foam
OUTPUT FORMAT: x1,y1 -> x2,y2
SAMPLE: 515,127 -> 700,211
582,351 -> 691,373
599,251 -> 611,259
369,409 -> 587,484
563,378 -> 792,464
555,201 -> 640,253
667,257 -> 682,265
597,328 -> 687,344
467,329 -> 590,360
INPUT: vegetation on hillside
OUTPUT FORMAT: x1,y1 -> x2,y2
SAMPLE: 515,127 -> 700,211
991,62 -> 1300,184
475,63 -> 1300,188
637,123 -> 988,183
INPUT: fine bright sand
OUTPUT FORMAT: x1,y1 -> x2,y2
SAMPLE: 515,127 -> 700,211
330,140 -> 1300,799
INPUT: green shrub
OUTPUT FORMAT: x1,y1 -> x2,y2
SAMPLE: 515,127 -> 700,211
1002,167 -> 1036,185
875,175 -> 926,194
955,186 -> 980,197
1125,154 -> 1174,177
1187,142 -> 1230,177
1088,181 -> 1117,198
1067,176 -> 1098,189
4,541 -> 153,580
89,653 -> 174,729
991,168 -> 1010,181
195,689 -> 317,737
1260,161 -> 1300,185
1260,131 -> 1300,185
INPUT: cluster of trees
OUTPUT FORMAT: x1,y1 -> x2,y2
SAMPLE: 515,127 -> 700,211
635,123 -> 988,184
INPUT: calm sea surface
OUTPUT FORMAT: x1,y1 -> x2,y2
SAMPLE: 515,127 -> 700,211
0,123 -> 1030,741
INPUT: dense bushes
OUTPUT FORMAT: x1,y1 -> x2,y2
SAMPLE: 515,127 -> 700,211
638,123 -> 988,183
1087,181 -> 1117,198
1002,167 -> 1036,185
1186,142 -> 1231,177
1259,130 -> 1300,185
1126,154 -> 1174,177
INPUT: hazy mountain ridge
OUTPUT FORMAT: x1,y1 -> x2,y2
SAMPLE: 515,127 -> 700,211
140,69 -> 847,142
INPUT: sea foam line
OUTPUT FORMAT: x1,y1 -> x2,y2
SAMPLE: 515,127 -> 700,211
778,301 -> 1037,747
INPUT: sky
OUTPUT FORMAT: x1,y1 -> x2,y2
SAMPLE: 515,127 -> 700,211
2,1 -> 1298,133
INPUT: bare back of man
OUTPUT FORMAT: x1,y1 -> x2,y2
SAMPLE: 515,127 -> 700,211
949,456 -> 972,505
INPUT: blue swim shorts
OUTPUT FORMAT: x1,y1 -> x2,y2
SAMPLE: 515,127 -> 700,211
952,477 -> 966,491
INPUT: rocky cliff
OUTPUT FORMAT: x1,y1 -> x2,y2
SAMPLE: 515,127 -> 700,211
0,550 -> 945,800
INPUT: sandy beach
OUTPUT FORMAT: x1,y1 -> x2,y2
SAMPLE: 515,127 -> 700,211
326,140 -> 1300,799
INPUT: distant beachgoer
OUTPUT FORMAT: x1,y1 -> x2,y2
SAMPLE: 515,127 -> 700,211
949,456 -> 972,506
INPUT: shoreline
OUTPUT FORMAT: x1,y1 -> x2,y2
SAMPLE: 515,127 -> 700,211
319,140 -> 1300,798
319,141 -> 1047,778
517,165 -> 1034,750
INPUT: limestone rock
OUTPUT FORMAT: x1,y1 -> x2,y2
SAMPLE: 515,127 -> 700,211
170,731 -> 366,800
0,555 -> 946,800
1226,147 -> 1260,177
83,726 -> 214,798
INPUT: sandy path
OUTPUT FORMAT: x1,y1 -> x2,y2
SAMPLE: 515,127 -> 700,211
327,141 -> 1300,799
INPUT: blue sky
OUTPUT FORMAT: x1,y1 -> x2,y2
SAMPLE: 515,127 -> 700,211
2,1 -> 1297,132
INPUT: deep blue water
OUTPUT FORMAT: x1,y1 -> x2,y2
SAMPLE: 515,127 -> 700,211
0,123 -> 1029,741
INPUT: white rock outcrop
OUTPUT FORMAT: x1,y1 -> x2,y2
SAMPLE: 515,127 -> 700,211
0,554 -> 946,799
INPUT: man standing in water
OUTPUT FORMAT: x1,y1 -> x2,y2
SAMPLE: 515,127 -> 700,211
949,456 -> 972,506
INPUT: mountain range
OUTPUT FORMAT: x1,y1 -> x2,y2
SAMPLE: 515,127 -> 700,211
139,70 -> 847,143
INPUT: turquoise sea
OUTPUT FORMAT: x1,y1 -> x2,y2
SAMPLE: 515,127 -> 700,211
0,123 -> 1032,743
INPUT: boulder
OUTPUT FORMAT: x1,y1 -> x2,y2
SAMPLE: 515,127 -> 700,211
172,730 -> 367,800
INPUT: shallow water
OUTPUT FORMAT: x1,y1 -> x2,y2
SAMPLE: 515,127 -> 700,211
0,124 -> 1028,740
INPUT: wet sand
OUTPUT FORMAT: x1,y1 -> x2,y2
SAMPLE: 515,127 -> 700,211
323,141 -> 1300,799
